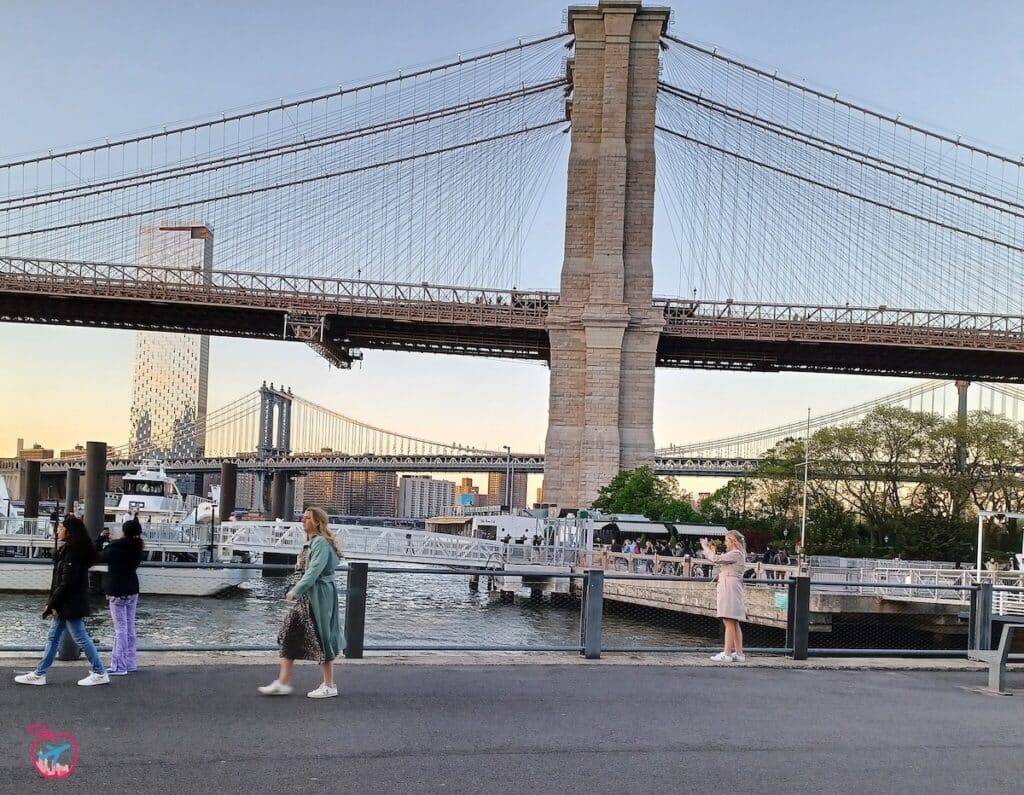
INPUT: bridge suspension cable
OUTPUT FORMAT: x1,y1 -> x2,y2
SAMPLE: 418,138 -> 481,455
0,32 -> 570,290
660,381 -> 1024,459
654,35 -> 1024,316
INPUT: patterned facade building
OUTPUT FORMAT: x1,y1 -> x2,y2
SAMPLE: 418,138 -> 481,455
129,224 -> 213,463
300,471 -> 398,516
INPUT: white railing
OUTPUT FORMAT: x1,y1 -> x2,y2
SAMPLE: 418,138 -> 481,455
993,588 -> 1024,616
215,522 -> 575,568
108,521 -> 211,548
0,516 -> 55,538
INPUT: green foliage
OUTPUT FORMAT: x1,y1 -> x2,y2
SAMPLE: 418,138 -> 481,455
896,515 -> 974,563
686,405 -> 1024,561
592,467 -> 702,522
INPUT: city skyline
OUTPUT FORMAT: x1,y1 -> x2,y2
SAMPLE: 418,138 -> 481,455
2,1 -> 1023,461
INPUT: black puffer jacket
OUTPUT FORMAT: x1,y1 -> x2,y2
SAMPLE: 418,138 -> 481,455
44,544 -> 93,620
96,537 -> 143,597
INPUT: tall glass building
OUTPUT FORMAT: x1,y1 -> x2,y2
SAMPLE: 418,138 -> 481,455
129,224 -> 213,464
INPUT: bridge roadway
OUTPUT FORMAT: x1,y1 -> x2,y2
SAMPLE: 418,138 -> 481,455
3,453 -> 760,477
10,452 -> 1024,480
4,255 -> 1024,379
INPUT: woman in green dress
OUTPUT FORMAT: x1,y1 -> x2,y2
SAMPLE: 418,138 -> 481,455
259,507 -> 345,699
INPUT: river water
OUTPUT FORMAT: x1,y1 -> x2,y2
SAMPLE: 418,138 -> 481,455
0,570 -> 725,651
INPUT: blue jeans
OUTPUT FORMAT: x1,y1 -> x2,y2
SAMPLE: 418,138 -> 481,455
35,617 -> 104,675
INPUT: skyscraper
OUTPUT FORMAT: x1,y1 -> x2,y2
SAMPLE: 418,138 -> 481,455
398,476 -> 456,518
487,471 -> 528,509
129,224 -> 213,463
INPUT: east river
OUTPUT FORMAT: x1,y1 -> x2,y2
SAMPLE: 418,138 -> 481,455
0,570 -> 726,651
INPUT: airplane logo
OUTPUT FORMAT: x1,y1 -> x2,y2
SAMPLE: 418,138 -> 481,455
27,724 -> 78,779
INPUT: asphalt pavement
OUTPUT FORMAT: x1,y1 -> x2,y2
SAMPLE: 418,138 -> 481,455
2,660 -> 1022,794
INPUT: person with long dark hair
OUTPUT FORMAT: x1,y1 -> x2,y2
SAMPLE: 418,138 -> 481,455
15,516 -> 109,687
97,517 -> 145,675
259,507 -> 344,699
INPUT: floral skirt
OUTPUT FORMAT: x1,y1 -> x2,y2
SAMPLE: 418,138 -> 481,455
277,595 -> 325,663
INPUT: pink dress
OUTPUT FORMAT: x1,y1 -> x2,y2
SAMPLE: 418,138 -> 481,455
705,549 -> 748,621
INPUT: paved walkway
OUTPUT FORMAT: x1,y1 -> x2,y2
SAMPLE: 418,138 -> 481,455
2,658 -> 1022,793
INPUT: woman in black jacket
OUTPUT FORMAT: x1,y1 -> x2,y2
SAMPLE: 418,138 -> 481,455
14,516 -> 109,687
97,518 -> 144,674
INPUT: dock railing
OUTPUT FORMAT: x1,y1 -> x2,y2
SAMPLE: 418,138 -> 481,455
1,559 -> 1020,663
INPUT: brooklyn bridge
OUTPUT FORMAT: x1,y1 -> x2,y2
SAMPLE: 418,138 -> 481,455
3,1 -> 1023,508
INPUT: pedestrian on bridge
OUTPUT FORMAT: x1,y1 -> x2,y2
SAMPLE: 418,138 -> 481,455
700,530 -> 748,663
259,507 -> 344,699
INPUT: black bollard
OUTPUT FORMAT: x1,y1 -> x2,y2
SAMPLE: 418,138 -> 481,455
83,442 -> 107,542
22,460 -> 40,519
56,629 -> 81,661
343,562 -> 367,659
218,462 -> 237,523
65,468 -> 81,515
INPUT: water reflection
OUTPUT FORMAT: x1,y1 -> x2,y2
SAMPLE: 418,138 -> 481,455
0,571 -> 721,650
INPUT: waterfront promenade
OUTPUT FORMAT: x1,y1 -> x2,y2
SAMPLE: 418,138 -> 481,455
2,656 -> 1022,793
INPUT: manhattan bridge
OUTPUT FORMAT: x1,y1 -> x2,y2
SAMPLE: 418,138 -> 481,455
2,1 -> 1024,506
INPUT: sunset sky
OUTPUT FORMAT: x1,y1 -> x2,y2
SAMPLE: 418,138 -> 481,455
2,0 -> 1022,468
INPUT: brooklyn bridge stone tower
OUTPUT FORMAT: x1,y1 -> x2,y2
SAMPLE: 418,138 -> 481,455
544,1 -> 669,508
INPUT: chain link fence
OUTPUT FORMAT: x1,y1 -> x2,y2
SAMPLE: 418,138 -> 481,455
1,558 -> 1019,660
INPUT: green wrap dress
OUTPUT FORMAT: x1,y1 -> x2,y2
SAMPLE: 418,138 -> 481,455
279,535 -> 344,662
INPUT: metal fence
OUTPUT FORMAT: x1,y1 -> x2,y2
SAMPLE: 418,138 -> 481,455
1,559 -> 1021,660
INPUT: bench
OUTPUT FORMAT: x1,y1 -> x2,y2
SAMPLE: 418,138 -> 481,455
968,622 -> 1024,695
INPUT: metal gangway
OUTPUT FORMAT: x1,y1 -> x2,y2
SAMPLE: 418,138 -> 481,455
214,521 -> 576,570
807,564 -> 1024,616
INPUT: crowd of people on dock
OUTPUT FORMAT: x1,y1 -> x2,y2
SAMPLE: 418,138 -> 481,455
604,535 -> 797,578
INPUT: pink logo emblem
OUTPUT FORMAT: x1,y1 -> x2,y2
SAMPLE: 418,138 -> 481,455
27,724 -> 78,779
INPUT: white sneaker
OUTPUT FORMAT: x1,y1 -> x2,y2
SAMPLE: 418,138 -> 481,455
14,672 -> 46,686
257,679 -> 293,696
307,684 -> 338,699
732,653 -> 746,662
709,652 -> 733,662
78,672 -> 110,687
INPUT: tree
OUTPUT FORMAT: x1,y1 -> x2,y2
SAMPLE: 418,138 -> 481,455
592,467 -> 702,522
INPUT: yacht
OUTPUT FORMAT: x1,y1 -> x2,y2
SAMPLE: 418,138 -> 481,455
0,464 -> 253,597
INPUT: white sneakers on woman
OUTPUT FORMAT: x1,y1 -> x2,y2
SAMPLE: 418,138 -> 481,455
257,679 -> 294,695
78,672 -> 111,686
709,652 -> 747,663
257,679 -> 337,698
16,671 -> 111,686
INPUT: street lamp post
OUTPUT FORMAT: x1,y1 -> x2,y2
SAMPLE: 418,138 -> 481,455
502,445 -> 511,512
800,407 -> 810,552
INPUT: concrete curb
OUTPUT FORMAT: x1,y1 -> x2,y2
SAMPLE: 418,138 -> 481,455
3,650 -> 1021,672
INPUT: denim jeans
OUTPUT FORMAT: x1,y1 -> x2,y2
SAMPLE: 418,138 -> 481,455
35,617 -> 104,675
108,595 -> 139,672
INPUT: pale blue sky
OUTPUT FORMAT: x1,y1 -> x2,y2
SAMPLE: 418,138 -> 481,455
2,0 -> 1023,461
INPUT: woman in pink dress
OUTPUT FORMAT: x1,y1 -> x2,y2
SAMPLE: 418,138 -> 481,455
699,530 -> 748,662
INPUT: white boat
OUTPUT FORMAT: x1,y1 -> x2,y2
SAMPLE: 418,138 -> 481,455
114,460 -> 209,525
0,464 -> 255,596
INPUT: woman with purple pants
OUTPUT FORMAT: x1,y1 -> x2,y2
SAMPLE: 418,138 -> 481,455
96,518 -> 144,674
